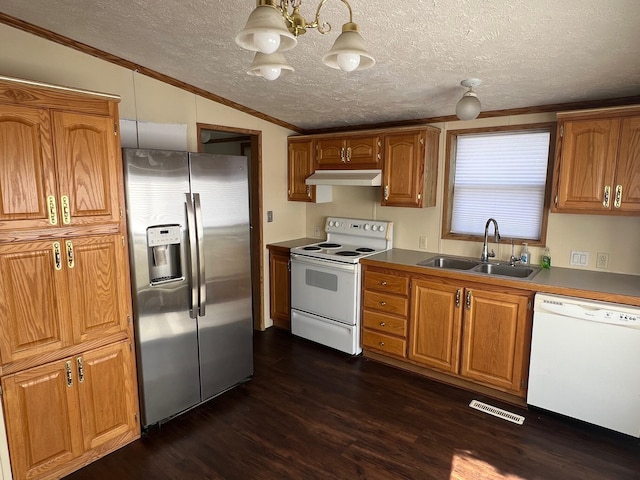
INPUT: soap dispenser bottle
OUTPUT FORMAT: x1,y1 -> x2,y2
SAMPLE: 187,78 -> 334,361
521,243 -> 530,265
541,247 -> 551,269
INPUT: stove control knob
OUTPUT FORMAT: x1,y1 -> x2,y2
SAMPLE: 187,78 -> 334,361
372,225 -> 378,231
379,225 -> 385,232
364,224 -> 371,231
328,221 -> 335,227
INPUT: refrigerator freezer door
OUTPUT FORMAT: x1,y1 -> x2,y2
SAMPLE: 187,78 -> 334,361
123,149 -> 201,427
189,153 -> 253,400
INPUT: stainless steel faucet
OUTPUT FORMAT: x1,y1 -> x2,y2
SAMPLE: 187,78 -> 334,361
481,218 -> 501,262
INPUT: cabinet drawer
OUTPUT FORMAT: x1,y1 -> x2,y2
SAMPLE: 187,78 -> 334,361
363,329 -> 406,358
364,271 -> 409,295
362,310 -> 407,338
363,291 -> 408,316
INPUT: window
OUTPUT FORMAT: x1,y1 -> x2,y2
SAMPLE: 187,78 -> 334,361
443,123 -> 555,244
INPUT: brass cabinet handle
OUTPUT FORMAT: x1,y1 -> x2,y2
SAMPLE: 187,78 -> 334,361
379,322 -> 386,327
380,301 -> 387,306
306,185 -> 311,198
603,185 -> 611,208
77,357 -> 84,383
614,185 -> 622,208
65,360 -> 73,387
379,341 -> 385,347
340,147 -> 345,162
381,281 -> 387,286
53,242 -> 62,271
384,185 -> 389,201
47,195 -> 58,225
346,147 -> 351,162
66,240 -> 75,269
455,289 -> 461,308
466,290 -> 472,310
61,195 -> 71,224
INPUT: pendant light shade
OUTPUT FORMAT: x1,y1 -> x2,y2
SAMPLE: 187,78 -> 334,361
322,23 -> 375,71
456,78 -> 482,120
235,2 -> 297,54
247,52 -> 294,81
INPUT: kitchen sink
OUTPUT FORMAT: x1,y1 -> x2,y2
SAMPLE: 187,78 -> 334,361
418,255 -> 541,280
474,263 -> 539,279
418,256 -> 481,270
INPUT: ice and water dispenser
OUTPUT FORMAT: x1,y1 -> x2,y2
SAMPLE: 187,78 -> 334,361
147,225 -> 182,284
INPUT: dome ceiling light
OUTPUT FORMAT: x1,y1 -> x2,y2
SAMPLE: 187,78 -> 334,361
235,0 -> 375,81
456,78 -> 482,121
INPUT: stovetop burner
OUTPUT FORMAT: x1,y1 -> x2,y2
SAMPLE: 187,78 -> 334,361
302,246 -> 322,251
356,247 -> 375,253
317,242 -> 341,248
336,251 -> 361,257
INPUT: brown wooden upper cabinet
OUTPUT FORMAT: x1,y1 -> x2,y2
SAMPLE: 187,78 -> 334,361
0,104 -> 121,232
287,137 -> 316,202
382,128 -> 440,208
553,106 -> 640,214
315,134 -> 381,169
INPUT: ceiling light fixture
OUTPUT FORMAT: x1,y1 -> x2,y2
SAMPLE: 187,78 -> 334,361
235,0 -> 375,81
456,78 -> 482,120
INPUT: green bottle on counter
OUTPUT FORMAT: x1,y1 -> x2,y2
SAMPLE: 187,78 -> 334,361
541,247 -> 551,269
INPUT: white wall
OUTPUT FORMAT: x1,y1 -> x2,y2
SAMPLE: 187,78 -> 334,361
306,114 -> 640,275
0,23 -> 307,328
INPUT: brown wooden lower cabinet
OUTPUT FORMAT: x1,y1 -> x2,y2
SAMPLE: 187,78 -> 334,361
1,340 -> 139,480
267,245 -> 291,330
363,265 -> 534,399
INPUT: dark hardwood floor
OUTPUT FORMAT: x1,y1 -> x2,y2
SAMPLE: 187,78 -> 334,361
65,329 -> 640,480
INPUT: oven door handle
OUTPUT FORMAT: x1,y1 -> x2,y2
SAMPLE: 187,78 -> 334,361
290,253 -> 357,272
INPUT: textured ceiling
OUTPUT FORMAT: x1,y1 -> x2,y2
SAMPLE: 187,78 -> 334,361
1,0 -> 640,131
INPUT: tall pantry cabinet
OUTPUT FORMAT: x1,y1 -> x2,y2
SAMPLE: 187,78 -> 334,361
0,76 -> 140,480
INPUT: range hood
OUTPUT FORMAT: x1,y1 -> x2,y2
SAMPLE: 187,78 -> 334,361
305,169 -> 382,186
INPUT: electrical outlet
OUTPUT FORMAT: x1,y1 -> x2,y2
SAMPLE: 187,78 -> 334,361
596,252 -> 609,269
313,225 -> 321,237
419,236 -> 427,249
267,210 -> 273,223
570,250 -> 589,266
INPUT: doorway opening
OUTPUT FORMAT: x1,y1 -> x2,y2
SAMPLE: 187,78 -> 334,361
197,123 -> 264,331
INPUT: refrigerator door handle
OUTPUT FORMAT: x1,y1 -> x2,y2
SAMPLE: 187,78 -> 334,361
185,193 -> 198,319
194,193 -> 207,316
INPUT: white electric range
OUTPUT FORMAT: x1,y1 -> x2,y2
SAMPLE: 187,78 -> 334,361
290,217 -> 393,355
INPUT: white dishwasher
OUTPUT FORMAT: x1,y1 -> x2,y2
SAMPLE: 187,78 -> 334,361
527,293 -> 640,438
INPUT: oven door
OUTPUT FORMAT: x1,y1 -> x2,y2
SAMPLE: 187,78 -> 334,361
290,253 -> 359,326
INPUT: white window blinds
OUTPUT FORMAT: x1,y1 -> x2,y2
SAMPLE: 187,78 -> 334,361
451,130 -> 551,240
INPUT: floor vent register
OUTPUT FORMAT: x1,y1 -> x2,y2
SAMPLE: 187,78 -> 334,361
469,400 -> 525,425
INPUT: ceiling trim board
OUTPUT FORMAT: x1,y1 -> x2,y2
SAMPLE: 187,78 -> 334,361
0,13 -> 304,133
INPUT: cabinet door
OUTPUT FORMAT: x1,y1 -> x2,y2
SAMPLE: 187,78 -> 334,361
67,235 -> 129,344
52,112 -> 121,226
409,279 -> 462,373
0,241 -> 71,364
382,131 -> 424,207
615,116 -> 640,212
460,289 -> 530,393
269,250 -> 291,330
315,138 -> 345,168
1,358 -> 83,480
288,139 -> 315,202
556,118 -> 619,211
77,342 -> 138,452
0,104 -> 58,232
345,135 -> 381,168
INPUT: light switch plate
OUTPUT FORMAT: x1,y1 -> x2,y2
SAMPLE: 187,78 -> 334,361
570,250 -> 589,266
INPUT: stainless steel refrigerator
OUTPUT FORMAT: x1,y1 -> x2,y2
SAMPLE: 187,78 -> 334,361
123,148 -> 253,428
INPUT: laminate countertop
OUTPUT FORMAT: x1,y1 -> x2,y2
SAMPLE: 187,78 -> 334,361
361,248 -> 640,307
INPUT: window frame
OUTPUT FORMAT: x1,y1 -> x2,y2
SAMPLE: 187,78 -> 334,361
442,122 -> 557,247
